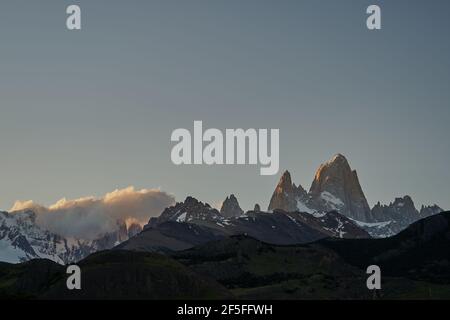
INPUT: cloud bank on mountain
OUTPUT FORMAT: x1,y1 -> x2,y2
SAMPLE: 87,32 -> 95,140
9,187 -> 175,240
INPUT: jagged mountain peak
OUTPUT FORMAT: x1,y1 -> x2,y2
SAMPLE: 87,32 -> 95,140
420,204 -> 444,218
280,170 -> 292,184
268,170 -> 309,212
392,195 -> 415,208
309,154 -> 373,222
275,170 -> 293,193
324,153 -> 350,166
269,154 -> 372,221
1,210 -> 132,264
220,194 -> 244,218
268,154 -> 444,235
372,195 -> 419,217
311,154 -> 353,191
184,196 -> 201,206
273,171 -> 305,192
312,154 -> 353,182
147,196 -> 221,228
224,194 -> 238,202
368,196 -> 444,237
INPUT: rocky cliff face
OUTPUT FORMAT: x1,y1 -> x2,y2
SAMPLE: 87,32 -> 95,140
419,204 -> 443,218
369,196 -> 444,236
220,194 -> 244,218
267,154 -> 444,236
268,171 -> 311,212
268,154 -> 373,222
147,196 -> 221,228
121,194 -> 370,253
309,154 -> 373,222
371,196 -> 418,225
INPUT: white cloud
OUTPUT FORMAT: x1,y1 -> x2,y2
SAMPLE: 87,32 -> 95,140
9,187 -> 175,240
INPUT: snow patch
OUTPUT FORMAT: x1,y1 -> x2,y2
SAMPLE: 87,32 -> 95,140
337,219 -> 346,238
176,212 -> 187,223
350,218 -> 392,228
296,199 -> 316,214
320,191 -> 344,209
0,239 -> 25,263
312,211 -> 327,218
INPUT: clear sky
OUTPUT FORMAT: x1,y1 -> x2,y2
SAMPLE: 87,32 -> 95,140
1,0 -> 449,212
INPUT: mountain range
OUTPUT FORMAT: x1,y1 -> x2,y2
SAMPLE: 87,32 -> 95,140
117,196 -> 369,253
0,153 -> 445,264
0,210 -> 141,264
268,154 -> 443,237
1,211 -> 449,299
119,153 -> 443,253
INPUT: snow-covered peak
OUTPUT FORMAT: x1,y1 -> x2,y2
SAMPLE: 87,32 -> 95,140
0,210 -> 138,264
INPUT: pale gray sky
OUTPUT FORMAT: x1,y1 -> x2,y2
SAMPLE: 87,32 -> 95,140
0,0 -> 449,212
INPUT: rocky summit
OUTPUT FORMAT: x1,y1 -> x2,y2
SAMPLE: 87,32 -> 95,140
1,153 -> 445,264
268,154 -> 444,237
119,194 -> 370,254
309,154 -> 373,222
220,194 -> 244,218
147,196 -> 222,228
268,154 -> 373,222
268,170 -> 309,213
368,196 -> 444,237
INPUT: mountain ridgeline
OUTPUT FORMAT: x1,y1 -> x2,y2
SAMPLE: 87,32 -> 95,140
269,154 -> 372,221
0,153 -> 448,299
119,154 -> 442,254
268,154 -> 443,237
118,195 -> 369,253
1,211 -> 449,299
0,153 -> 445,264
0,210 -> 142,264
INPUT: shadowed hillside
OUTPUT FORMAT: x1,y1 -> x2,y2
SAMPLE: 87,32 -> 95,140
0,212 -> 449,300
0,250 -> 231,300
